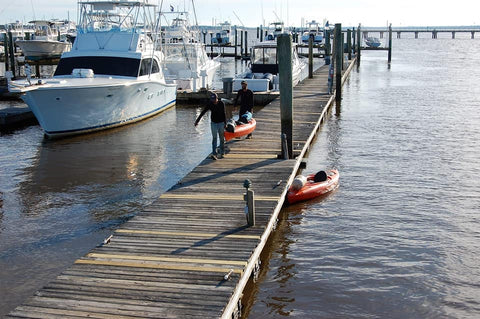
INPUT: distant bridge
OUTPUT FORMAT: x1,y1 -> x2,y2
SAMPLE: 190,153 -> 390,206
357,27 -> 480,39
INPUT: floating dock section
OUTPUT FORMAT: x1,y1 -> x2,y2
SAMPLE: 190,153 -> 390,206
6,58 -> 356,318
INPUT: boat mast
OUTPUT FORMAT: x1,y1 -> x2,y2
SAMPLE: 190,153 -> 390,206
190,0 -> 198,27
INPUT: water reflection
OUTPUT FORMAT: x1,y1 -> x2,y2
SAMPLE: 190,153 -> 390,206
247,39 -> 480,319
0,105 -> 213,317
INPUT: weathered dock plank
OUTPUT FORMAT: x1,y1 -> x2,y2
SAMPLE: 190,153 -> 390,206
7,58 -> 356,318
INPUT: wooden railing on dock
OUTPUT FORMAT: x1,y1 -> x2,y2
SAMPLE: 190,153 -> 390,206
6,60 -> 355,319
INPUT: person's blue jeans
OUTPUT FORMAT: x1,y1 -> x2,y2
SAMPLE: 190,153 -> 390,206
210,121 -> 225,155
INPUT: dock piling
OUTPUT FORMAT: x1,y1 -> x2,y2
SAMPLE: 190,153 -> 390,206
240,30 -> 244,59
234,27 -> 238,59
308,36 -> 313,78
277,34 -> 294,159
325,28 -> 331,65
347,29 -> 352,60
244,31 -> 248,57
243,180 -> 255,226
388,24 -> 393,64
334,24 -> 343,101
8,32 -> 15,77
3,36 -> 9,71
357,24 -> 361,64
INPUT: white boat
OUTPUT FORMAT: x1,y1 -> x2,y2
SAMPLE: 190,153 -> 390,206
265,21 -> 285,41
8,0 -> 176,138
211,21 -> 233,45
1,21 -> 36,41
301,20 -> 324,44
233,41 -> 307,92
160,10 -> 220,91
16,20 -> 72,59
365,36 -> 381,48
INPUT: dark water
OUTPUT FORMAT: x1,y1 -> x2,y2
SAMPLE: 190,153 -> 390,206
0,106 -> 218,316
246,34 -> 480,318
1,33 -> 480,318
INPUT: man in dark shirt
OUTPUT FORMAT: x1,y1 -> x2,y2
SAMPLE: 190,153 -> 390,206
194,92 -> 227,159
234,80 -> 254,138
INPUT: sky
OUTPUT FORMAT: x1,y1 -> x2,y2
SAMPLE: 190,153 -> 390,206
1,0 -> 479,28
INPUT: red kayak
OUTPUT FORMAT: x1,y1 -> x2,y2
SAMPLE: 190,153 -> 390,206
224,119 -> 256,142
287,169 -> 339,204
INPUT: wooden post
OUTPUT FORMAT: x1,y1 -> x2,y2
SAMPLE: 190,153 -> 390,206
277,34 -> 293,159
234,27 -> 238,59
244,31 -> 248,57
245,189 -> 255,226
388,24 -> 392,64
308,36 -> 313,78
352,27 -> 356,54
347,29 -> 352,60
243,180 -> 255,226
240,30 -> 244,58
357,24 -> 361,64
334,23 -> 342,101
3,35 -> 9,71
325,29 -> 331,65
8,31 -> 15,77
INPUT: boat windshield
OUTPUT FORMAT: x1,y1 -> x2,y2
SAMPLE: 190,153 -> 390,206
252,47 -> 277,64
54,56 -> 140,77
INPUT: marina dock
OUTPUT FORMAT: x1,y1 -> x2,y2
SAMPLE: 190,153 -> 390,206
6,55 -> 356,318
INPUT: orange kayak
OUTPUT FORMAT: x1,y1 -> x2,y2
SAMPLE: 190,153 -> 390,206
287,169 -> 339,204
224,119 -> 256,142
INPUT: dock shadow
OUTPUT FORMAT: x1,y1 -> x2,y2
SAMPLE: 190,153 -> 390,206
170,157 -> 281,190
171,225 -> 249,255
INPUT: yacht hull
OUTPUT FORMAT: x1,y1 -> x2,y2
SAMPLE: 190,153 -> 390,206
16,40 -> 71,58
169,59 -> 220,91
22,81 -> 176,137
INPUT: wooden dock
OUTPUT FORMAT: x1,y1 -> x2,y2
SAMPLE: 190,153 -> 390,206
6,59 -> 355,319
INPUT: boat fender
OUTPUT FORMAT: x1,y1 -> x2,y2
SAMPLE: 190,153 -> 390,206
291,175 -> 307,191
313,170 -> 328,182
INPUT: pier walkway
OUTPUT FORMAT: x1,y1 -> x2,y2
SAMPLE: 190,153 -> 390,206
7,60 -> 355,319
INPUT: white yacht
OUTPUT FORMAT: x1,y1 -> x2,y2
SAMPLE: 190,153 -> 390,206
301,20 -> 324,44
16,20 -> 72,59
233,40 -> 307,92
8,0 -> 176,138
160,10 -> 220,92
211,21 -> 233,45
265,21 -> 285,41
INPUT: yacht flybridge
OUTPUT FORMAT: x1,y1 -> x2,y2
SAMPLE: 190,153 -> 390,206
160,9 -> 220,92
8,0 -> 177,138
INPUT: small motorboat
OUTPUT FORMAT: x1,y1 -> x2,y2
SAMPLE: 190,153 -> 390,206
365,36 -> 381,48
224,119 -> 256,141
287,169 -> 339,204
